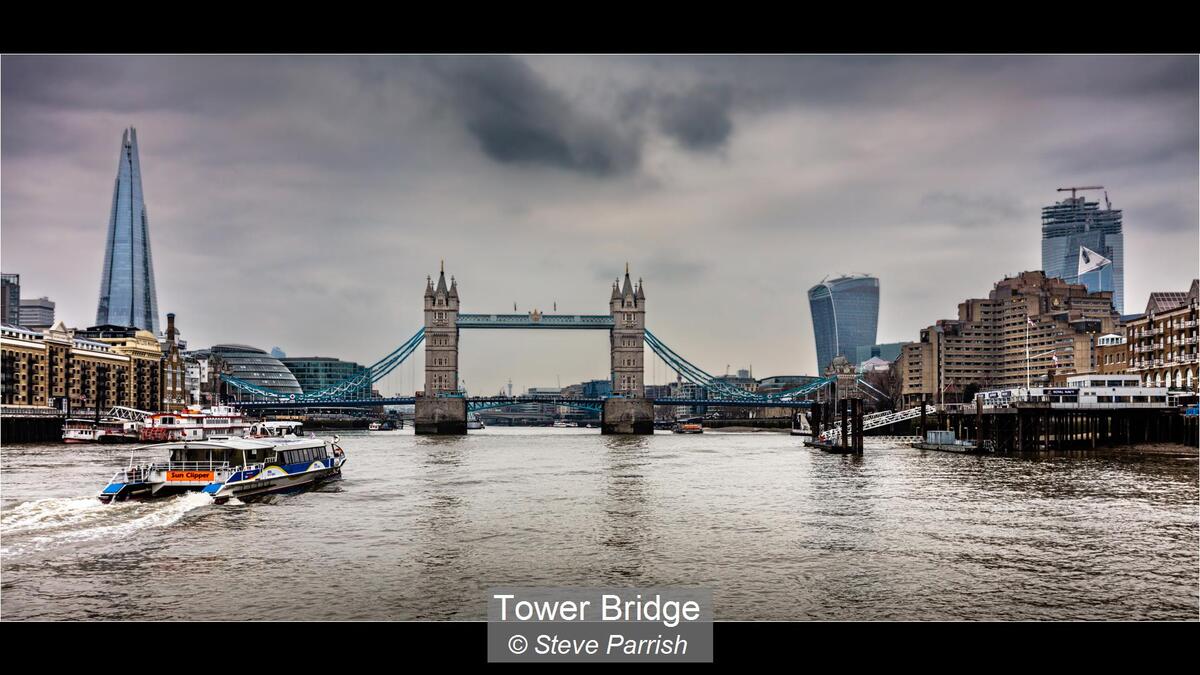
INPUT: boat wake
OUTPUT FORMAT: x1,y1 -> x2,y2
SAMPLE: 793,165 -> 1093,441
0,492 -> 211,557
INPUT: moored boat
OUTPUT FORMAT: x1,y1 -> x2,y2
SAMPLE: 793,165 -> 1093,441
63,418 -> 142,443
63,419 -> 99,443
139,405 -> 249,442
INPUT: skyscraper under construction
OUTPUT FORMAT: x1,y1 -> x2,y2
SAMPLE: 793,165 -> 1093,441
1041,189 -> 1124,314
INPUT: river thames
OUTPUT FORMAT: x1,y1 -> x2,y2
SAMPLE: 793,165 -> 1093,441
1,428 -> 1196,620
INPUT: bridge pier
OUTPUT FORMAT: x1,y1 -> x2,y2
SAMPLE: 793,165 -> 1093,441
601,398 -> 655,435
414,397 -> 467,435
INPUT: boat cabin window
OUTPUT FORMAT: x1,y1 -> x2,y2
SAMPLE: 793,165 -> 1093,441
171,446 -> 236,463
279,445 -> 327,465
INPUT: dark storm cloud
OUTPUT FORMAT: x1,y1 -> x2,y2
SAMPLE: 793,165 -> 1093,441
655,85 -> 734,151
423,56 -> 640,176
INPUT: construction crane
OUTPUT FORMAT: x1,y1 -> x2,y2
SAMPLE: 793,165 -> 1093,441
1057,185 -> 1104,200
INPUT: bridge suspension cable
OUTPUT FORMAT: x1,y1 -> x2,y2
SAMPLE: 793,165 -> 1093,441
220,328 -> 426,401
643,329 -> 835,402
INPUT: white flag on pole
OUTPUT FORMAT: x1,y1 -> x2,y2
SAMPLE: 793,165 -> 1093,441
1078,245 -> 1112,277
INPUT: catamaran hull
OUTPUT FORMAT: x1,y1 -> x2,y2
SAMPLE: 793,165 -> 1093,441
208,465 -> 344,504
98,480 -> 225,503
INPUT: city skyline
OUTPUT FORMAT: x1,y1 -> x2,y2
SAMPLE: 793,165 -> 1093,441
2,55 -> 1197,393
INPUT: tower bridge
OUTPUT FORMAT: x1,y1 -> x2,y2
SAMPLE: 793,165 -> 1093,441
222,262 -> 838,434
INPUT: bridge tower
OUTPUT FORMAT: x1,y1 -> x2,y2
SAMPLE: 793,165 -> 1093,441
604,264 -> 653,434
416,262 -> 467,434
423,262 -> 460,395
610,264 -> 645,397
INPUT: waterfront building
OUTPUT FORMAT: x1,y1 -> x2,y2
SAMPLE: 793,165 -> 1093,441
521,387 -> 563,418
1,273 -> 19,325
280,356 -> 371,398
756,374 -> 820,393
95,127 -> 160,334
757,374 -> 822,418
853,342 -> 906,368
808,274 -> 879,374
1123,279 -> 1198,390
160,313 -> 186,412
1096,333 -> 1130,376
183,358 -> 205,406
18,297 -> 55,330
644,384 -> 672,399
0,321 -> 153,413
580,379 -> 612,398
76,324 -> 168,412
857,356 -> 892,373
192,344 -> 303,402
1041,192 -> 1124,313
899,271 -> 1120,406
713,369 -> 757,393
666,379 -> 706,418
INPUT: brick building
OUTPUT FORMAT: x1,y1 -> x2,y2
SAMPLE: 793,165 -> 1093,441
900,271 -> 1119,406
1124,279 -> 1198,391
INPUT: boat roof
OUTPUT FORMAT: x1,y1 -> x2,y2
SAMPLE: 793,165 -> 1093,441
133,437 -> 327,453
134,439 -> 277,452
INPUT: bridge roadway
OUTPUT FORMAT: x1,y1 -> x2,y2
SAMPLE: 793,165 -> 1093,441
230,396 -> 816,410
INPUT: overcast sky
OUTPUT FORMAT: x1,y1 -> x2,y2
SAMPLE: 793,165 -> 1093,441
2,55 -> 1197,395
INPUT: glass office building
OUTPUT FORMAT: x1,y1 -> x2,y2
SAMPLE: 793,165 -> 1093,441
96,127 -> 160,333
197,344 -> 303,400
280,357 -> 372,398
808,275 -> 880,374
1,273 -> 19,325
1041,195 -> 1124,314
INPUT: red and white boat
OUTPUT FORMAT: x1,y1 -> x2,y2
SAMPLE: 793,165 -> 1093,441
139,405 -> 250,442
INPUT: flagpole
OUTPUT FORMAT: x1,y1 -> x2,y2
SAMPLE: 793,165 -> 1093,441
1026,317 -> 1031,389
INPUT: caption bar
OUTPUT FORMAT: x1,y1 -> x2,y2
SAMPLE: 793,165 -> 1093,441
487,587 -> 713,663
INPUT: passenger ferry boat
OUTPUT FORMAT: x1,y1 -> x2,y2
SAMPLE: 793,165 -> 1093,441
672,418 -> 704,434
139,405 -> 249,442
467,412 -> 484,430
97,434 -> 346,504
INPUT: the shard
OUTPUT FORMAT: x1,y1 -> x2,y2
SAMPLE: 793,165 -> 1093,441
95,127 -> 159,333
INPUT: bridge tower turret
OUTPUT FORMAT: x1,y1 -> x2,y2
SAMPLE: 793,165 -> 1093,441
609,263 -> 645,397
424,261 -> 460,395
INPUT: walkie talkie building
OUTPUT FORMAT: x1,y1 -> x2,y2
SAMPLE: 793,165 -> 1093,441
808,274 -> 880,375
